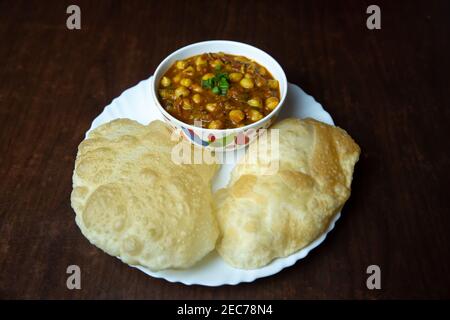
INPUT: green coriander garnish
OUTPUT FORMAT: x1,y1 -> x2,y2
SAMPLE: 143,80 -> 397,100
201,72 -> 230,96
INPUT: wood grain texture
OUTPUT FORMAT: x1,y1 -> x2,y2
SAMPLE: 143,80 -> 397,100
0,0 -> 449,299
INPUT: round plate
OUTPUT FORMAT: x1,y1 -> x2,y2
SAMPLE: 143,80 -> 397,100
87,76 -> 337,286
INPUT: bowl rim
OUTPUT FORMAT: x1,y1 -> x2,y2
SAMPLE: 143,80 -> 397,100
151,40 -> 288,133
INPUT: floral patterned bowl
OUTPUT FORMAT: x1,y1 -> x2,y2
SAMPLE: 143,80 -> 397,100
150,40 -> 288,150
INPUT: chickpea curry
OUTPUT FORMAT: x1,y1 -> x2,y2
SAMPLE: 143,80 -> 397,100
157,53 -> 280,129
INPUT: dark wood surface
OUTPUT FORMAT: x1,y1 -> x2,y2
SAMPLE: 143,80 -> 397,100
1,0 -> 449,299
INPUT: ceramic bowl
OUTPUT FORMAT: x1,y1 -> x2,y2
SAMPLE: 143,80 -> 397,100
150,40 -> 288,150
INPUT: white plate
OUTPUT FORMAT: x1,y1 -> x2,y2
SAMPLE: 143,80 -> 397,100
87,76 -> 338,286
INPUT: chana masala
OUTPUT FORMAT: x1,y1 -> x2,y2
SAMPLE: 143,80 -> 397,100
157,52 -> 280,129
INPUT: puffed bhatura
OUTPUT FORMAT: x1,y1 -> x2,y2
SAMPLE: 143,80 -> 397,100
71,119 -> 219,271
214,118 -> 361,269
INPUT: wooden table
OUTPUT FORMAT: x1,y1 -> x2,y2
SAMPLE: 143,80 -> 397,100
1,0 -> 449,299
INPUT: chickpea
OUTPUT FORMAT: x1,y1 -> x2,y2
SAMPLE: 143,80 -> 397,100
244,73 -> 253,79
202,73 -> 215,80
265,97 -> 279,110
206,103 -> 217,112
255,77 -> 266,87
229,72 -> 243,82
195,56 -> 207,66
158,89 -> 173,99
175,86 -> 190,98
192,93 -> 202,104
247,97 -> 262,108
160,76 -> 171,87
176,60 -> 187,69
229,109 -> 245,123
247,63 -> 256,73
210,59 -> 223,69
239,78 -> 254,89
258,66 -> 267,76
180,78 -> 192,87
191,83 -> 203,93
248,109 -> 263,122
183,66 -> 195,76
268,79 -> 279,89
208,120 -> 223,129
172,74 -> 181,83
182,98 -> 192,110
